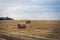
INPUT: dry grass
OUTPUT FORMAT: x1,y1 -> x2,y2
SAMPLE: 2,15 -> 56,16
0,20 -> 60,40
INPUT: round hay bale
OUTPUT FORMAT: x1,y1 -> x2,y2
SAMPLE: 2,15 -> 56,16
25,20 -> 31,24
18,23 -> 26,28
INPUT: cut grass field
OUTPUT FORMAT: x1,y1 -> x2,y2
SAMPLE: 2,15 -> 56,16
0,20 -> 60,40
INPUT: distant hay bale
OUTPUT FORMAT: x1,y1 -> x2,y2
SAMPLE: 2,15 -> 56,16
25,20 -> 31,24
18,23 -> 26,28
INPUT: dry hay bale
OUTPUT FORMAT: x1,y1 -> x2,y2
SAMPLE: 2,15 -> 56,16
25,20 -> 31,24
18,23 -> 26,28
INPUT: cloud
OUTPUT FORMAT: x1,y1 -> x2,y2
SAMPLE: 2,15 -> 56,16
25,13 -> 60,20
0,0 -> 60,20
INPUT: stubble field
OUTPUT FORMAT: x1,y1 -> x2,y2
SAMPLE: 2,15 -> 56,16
0,20 -> 60,40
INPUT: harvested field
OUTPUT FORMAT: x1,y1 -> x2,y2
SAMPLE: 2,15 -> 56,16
0,20 -> 60,40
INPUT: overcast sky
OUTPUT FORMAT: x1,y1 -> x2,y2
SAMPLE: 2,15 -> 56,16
0,0 -> 60,20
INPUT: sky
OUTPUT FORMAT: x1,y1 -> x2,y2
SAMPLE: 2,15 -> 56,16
0,0 -> 60,20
